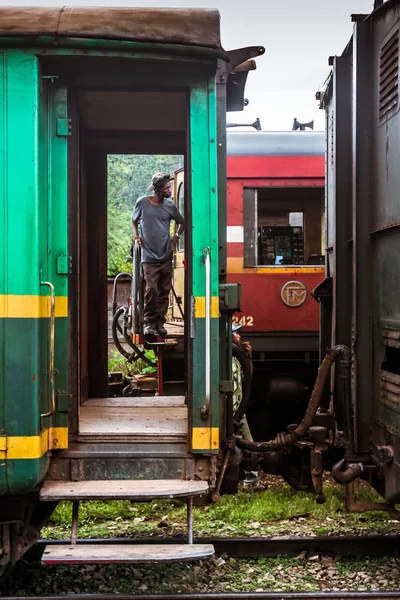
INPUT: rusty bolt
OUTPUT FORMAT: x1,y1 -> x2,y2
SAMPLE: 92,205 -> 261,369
376,445 -> 394,465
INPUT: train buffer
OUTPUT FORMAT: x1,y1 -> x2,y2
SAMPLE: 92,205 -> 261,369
39,479 -> 214,564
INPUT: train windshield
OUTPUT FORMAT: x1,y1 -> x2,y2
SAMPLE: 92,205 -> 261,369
244,187 -> 325,267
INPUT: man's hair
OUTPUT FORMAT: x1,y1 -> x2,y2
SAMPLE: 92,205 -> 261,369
154,177 -> 170,191
148,172 -> 172,194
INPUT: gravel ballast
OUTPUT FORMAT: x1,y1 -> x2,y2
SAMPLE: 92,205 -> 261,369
1,554 -> 399,596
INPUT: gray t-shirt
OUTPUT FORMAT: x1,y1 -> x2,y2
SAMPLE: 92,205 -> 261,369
132,196 -> 184,263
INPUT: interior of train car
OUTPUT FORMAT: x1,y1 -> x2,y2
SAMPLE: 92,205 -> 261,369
250,188 -> 324,267
69,87 -> 190,441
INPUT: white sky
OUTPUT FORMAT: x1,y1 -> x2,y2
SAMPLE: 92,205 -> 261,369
6,0 -> 375,130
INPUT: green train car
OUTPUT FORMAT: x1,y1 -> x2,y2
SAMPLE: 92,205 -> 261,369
0,6 -> 265,571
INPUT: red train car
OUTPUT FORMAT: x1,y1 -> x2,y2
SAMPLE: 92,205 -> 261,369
226,131 -> 325,437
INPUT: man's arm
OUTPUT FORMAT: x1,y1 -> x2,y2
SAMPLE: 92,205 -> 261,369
132,201 -> 142,244
171,204 -> 185,250
172,218 -> 185,253
174,220 -> 185,238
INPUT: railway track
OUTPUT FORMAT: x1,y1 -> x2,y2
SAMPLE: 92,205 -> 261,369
37,534 -> 400,558
2,535 -> 395,600
2,592 -> 400,599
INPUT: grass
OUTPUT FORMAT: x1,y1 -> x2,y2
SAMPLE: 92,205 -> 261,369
108,348 -> 157,376
41,478 -> 400,540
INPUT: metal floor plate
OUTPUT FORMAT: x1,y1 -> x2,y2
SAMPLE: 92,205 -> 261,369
39,479 -> 209,501
42,543 -> 215,564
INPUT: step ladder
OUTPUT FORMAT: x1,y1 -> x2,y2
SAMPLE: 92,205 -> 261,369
39,479 -> 214,564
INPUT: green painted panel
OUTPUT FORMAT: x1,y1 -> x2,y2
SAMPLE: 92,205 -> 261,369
4,318 -> 41,437
0,455 -> 49,496
48,86 -> 69,298
189,80 -> 219,435
3,51 -> 41,296
192,318 -> 220,429
1,317 -> 66,436
0,51 -> 4,305
0,52 -> 5,464
45,84 -> 69,433
190,83 -> 219,298
0,54 -> 69,497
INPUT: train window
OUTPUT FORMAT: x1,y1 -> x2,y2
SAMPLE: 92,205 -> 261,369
243,187 -> 325,267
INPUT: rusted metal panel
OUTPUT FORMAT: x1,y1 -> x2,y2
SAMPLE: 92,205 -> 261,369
380,370 -> 400,412
351,19 -> 374,453
383,328 -> 400,348
48,457 -> 192,481
0,7 -> 221,49
80,458 -> 189,481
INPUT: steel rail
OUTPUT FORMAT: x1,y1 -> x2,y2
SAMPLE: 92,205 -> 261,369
2,591 -> 400,600
37,534 -> 400,557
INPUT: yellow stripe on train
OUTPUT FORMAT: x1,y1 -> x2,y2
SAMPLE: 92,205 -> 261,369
0,295 -> 68,318
0,428 -> 68,459
227,257 -> 325,275
194,297 -> 219,319
192,427 -> 219,450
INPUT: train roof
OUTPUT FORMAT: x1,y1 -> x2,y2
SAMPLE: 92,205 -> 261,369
366,0 -> 400,22
227,131 -> 325,156
0,7 -> 221,49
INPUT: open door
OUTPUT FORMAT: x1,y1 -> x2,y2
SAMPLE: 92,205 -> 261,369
38,79 -> 69,448
172,167 -> 185,321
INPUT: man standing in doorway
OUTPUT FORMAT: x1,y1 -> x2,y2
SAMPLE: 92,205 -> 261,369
132,173 -> 185,337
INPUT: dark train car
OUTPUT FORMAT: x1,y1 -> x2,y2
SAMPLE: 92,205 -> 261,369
318,0 -> 400,504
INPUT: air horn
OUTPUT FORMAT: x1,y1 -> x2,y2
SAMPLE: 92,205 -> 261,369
292,118 -> 314,131
226,118 -> 262,131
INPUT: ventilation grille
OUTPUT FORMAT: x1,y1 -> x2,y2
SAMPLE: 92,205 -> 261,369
379,30 -> 399,123
380,370 -> 400,413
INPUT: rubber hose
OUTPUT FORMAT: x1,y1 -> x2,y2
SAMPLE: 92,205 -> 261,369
112,306 -> 156,367
235,345 -> 350,453
112,307 -> 135,361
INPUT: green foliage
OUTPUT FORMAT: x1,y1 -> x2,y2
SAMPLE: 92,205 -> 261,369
107,154 -> 183,275
108,348 -> 157,376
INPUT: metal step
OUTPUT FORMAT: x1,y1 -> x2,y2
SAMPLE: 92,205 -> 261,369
84,396 -> 185,408
42,543 -> 214,564
39,479 -> 209,501
58,441 -> 191,458
51,442 -> 195,481
77,402 -> 187,443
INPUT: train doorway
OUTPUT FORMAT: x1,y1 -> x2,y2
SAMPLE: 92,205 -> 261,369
107,153 -> 185,395
69,90 -> 190,447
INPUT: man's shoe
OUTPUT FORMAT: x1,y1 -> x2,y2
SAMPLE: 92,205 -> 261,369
156,322 -> 168,337
144,324 -> 157,336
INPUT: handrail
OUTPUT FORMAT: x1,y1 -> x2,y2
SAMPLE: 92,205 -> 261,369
40,280 -> 56,419
201,247 -> 211,420
131,240 -> 141,334
112,271 -> 132,317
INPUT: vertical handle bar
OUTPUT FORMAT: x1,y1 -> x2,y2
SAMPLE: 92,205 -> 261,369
201,247 -> 211,420
40,280 -> 56,419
